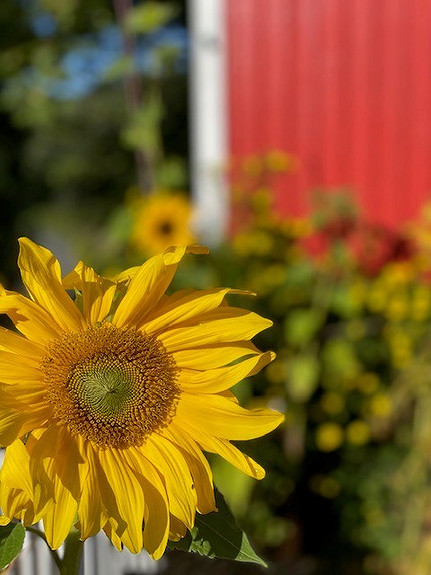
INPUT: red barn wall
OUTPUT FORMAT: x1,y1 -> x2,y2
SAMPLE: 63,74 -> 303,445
227,0 -> 431,227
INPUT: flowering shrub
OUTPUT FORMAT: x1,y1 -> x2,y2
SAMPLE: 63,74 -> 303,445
209,186 -> 431,575
154,167 -> 431,574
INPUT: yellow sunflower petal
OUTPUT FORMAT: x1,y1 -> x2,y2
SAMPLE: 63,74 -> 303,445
0,439 -> 54,522
0,293 -> 62,342
27,426 -> 76,489
1,439 -> 34,498
113,245 -> 207,329
98,448 -> 144,553
142,288 -> 254,335
0,410 -> 30,447
103,520 -> 123,551
111,265 -> 140,284
0,399 -> 51,453
0,488 -> 35,525
0,516 -> 11,526
18,237 -> 85,332
34,428 -> 81,549
43,485 -> 78,550
169,515 -> 187,541
77,444 -> 106,539
0,351 -> 43,384
50,427 -> 84,500
178,351 -> 275,393
142,435 -> 196,530
158,308 -> 272,351
0,381 -> 47,408
122,448 -> 170,560
0,405 -> 48,448
163,425 -> 216,514
62,261 -> 117,325
61,261 -> 85,290
0,382 -> 51,447
191,428 -> 265,479
81,445 -> 127,546
176,393 -> 284,441
171,341 -> 261,369
0,326 -> 44,360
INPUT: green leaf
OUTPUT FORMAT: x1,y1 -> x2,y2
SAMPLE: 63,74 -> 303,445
284,308 -> 324,348
155,156 -> 187,188
122,93 -> 164,154
286,353 -> 320,403
125,2 -> 178,35
168,489 -> 267,567
0,523 -> 25,569
103,55 -> 134,82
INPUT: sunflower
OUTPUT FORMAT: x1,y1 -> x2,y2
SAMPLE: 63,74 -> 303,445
130,192 -> 195,255
0,238 -> 283,559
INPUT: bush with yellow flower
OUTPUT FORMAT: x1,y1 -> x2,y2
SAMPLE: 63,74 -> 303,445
167,159 -> 431,575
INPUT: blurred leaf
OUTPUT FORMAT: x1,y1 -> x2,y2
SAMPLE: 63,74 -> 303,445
155,156 -> 187,188
168,489 -> 267,567
125,2 -> 178,35
106,204 -> 133,246
284,308 -> 324,348
122,92 -> 163,153
103,55 -> 134,82
286,353 -> 320,402
0,523 -> 25,570
322,339 -> 361,384
331,283 -> 363,318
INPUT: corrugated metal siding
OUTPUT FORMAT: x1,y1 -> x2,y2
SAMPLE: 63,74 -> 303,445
227,0 -> 431,226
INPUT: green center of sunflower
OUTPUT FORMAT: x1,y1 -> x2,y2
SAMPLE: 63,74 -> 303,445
71,364 -> 135,416
41,324 -> 180,449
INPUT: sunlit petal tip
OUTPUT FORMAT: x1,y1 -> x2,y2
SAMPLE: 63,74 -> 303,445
17,237 -> 85,332
61,261 -> 86,290
0,516 -> 11,526
233,288 -> 257,296
185,244 -> 210,255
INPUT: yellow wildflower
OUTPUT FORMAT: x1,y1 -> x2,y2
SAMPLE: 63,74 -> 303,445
315,422 -> 344,452
346,420 -> 371,446
130,192 -> 195,256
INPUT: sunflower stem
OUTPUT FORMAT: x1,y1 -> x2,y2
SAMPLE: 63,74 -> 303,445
58,527 -> 84,575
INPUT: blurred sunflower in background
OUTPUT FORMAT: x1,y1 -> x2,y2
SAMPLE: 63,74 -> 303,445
129,192 -> 196,256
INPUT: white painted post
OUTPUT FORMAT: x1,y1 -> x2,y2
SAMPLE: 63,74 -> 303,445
188,0 -> 229,246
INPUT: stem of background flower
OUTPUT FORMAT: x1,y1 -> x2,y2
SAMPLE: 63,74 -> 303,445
58,527 -> 84,575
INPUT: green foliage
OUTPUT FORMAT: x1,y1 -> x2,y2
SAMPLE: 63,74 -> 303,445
164,176 -> 431,573
0,523 -> 25,570
122,92 -> 164,154
125,2 -> 179,35
286,353 -> 320,403
0,0 -> 188,285
284,308 -> 324,348
168,489 -> 267,567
